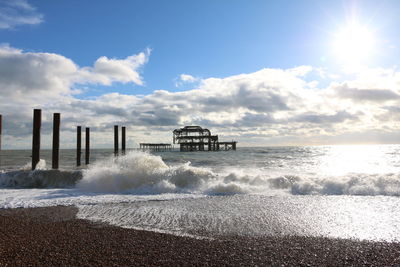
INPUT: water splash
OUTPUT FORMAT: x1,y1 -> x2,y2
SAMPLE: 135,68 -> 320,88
1,151 -> 400,196
78,151 -> 217,193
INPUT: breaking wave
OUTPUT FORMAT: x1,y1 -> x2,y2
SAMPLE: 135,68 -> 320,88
78,152 -> 219,194
267,174 -> 400,196
76,151 -> 400,196
1,151 -> 400,196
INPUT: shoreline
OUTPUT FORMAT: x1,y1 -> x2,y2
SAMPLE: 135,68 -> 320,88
1,206 -> 400,266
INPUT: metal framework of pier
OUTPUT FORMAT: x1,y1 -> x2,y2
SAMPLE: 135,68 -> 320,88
173,126 -> 237,152
140,143 -> 172,152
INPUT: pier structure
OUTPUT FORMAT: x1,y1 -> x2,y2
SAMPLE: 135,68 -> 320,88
173,126 -> 237,152
140,143 -> 172,152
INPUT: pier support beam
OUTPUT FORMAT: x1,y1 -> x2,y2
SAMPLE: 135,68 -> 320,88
85,127 -> 90,165
122,126 -> 126,155
140,143 -> 172,152
114,125 -> 119,156
77,126 -> 81,167
52,113 -> 60,169
32,109 -> 41,170
0,114 -> 2,167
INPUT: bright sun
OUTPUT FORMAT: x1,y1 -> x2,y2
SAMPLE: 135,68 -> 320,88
333,23 -> 375,65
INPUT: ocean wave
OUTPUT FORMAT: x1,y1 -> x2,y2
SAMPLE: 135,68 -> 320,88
77,152 -> 217,193
77,151 -> 400,196
1,151 -> 399,196
0,169 -> 81,188
282,174 -> 400,196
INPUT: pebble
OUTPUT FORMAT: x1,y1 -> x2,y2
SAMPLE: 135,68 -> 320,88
1,206 -> 399,266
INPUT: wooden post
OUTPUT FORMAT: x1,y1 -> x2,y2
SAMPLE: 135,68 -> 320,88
77,126 -> 81,167
0,114 -> 2,167
0,114 -> 2,151
122,126 -> 126,154
85,127 -> 90,165
52,113 -> 60,169
32,109 -> 41,170
114,125 -> 119,156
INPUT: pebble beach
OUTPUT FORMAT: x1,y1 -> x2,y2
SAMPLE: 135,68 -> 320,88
1,206 -> 400,266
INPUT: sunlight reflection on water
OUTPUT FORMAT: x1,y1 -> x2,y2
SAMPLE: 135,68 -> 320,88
317,145 -> 400,176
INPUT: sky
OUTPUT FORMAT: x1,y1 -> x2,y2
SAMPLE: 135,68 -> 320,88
1,0 -> 400,148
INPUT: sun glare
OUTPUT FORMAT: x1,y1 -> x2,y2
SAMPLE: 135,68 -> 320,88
333,23 -> 375,65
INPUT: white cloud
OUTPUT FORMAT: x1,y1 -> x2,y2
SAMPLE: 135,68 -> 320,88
175,73 -> 199,87
180,74 -> 197,82
79,48 -> 151,86
0,0 -> 43,29
2,46 -> 400,148
0,44 -> 150,101
333,83 -> 400,103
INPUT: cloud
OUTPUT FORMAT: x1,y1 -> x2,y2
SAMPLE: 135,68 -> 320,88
0,44 -> 150,101
291,111 -> 358,124
180,74 -> 197,82
79,48 -> 151,86
0,0 -> 43,29
2,46 -> 400,148
333,83 -> 400,103
0,44 -> 77,100
175,73 -> 199,87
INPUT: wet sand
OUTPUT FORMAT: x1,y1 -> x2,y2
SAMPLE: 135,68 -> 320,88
1,206 -> 399,266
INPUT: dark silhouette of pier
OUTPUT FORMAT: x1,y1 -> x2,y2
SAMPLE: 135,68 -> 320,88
173,126 -> 237,151
140,143 -> 172,152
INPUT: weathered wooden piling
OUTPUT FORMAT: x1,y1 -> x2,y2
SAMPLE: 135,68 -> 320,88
32,109 -> 41,170
0,114 -> 2,167
85,127 -> 90,165
0,115 -> 2,145
0,114 -> 2,150
52,113 -> 60,169
114,125 -> 119,156
77,126 -> 81,167
122,126 -> 126,154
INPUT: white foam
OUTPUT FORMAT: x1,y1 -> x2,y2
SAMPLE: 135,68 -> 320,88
75,151 -> 286,195
78,151 -> 218,193
268,173 -> 400,196
1,151 -> 400,197
75,195 -> 400,242
0,187 -> 203,209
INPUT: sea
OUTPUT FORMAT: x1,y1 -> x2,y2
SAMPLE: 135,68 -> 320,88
1,145 -> 400,241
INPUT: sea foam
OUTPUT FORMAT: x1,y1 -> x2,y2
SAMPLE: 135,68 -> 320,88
78,151 -> 217,193
1,151 -> 400,196
78,151 -> 400,196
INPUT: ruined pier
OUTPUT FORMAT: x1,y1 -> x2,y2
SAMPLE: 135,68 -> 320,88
140,143 -> 172,152
173,126 -> 237,152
